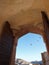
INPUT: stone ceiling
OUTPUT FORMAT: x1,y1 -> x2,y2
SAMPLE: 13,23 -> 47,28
0,0 -> 49,35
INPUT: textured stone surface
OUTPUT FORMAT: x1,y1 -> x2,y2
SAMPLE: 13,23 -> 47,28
0,1 -> 49,65
0,0 -> 49,34
41,52 -> 49,65
0,22 -> 14,65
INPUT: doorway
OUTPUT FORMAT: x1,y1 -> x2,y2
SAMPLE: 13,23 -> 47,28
15,33 -> 47,65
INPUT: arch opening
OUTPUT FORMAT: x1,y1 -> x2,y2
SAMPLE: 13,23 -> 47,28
15,32 -> 47,65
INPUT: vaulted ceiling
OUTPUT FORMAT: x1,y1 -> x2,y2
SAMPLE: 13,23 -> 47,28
0,0 -> 49,35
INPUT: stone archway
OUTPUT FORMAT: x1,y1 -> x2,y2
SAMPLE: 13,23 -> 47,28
10,11 -> 49,65
0,11 -> 49,65
11,27 -> 44,65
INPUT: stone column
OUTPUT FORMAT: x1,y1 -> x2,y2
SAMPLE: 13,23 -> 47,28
41,11 -> 49,54
43,33 -> 49,54
10,37 -> 18,65
0,21 -> 14,65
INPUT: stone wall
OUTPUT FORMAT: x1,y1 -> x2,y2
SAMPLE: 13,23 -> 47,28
41,52 -> 49,65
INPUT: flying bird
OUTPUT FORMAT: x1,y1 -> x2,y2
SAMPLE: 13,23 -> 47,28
30,43 -> 32,46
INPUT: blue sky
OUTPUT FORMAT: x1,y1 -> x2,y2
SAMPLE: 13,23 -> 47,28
15,33 -> 47,62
